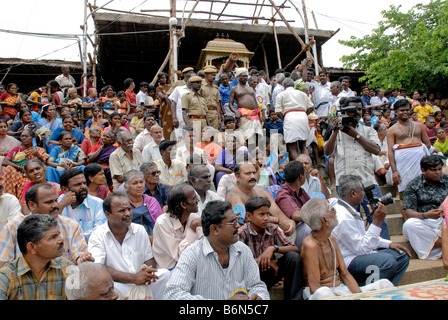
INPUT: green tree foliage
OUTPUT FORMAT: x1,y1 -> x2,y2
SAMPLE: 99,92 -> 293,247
339,0 -> 448,92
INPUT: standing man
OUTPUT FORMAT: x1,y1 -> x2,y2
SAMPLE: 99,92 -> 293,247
109,129 -> 144,191
275,77 -> 314,160
88,193 -> 170,300
58,168 -> 106,241
163,200 -> 270,300
387,99 -> 432,199
168,70 -> 195,140
324,96 -> 390,239
55,65 -> 76,95
0,214 -> 70,300
312,70 -> 332,119
218,72 -> 234,119
200,67 -> 222,130
229,68 -> 263,145
182,76 -> 210,139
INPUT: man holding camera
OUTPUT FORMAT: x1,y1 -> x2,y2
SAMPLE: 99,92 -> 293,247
330,175 -> 411,286
324,96 -> 390,239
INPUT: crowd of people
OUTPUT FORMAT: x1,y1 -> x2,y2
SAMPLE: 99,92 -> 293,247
0,58 -> 448,301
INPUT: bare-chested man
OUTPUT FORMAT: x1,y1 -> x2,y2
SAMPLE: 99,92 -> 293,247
300,198 -> 394,300
225,162 -> 296,237
387,99 -> 432,197
229,68 -> 263,143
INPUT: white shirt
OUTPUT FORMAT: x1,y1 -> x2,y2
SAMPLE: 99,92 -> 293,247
134,128 -> 154,152
169,85 -> 191,122
330,198 -> 391,267
0,194 -> 23,231
136,90 -> 154,107
88,222 -> 154,299
142,141 -> 162,163
311,82 -> 332,118
271,83 -> 284,107
194,190 -> 223,217
302,174 -> 329,197
274,87 -> 314,113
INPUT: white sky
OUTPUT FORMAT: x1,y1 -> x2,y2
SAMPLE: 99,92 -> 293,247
0,0 -> 431,68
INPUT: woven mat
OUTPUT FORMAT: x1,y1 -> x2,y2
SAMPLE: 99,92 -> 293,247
324,278 -> 448,300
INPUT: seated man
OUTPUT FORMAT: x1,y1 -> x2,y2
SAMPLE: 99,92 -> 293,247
58,168 -> 106,241
296,154 -> 331,199
238,197 -> 303,300
163,200 -> 270,300
154,140 -> 188,188
87,193 -> 171,300
140,161 -> 171,211
226,162 -> 296,238
0,183 -> 92,267
402,155 -> 448,259
330,174 -> 411,286
275,160 -> 311,249
300,197 -> 394,300
65,262 -> 119,300
0,214 -> 71,300
152,184 -> 203,269
188,164 -> 223,216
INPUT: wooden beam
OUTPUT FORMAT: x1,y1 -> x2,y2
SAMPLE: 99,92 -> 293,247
150,47 -> 172,86
272,23 -> 282,69
183,0 -> 290,8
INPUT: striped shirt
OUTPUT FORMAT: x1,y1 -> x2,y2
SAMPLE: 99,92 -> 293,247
0,215 -> 88,268
163,237 -> 270,300
58,194 -> 106,241
0,256 -> 71,300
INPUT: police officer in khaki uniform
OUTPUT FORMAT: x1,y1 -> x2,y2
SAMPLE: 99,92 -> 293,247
199,67 -> 222,130
182,76 -> 210,139
167,67 -> 195,95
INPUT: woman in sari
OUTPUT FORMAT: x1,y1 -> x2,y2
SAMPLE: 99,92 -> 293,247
87,129 -> 117,189
84,105 -> 106,137
0,129 -> 49,200
84,163 -> 111,200
46,131 -> 87,183
21,158 -> 62,215
123,169 -> 163,237
214,133 -> 248,186
129,106 -> 145,137
156,72 -> 173,140
0,83 -> 22,117
38,104 -> 62,132
7,108 -> 42,141
0,119 -> 21,161
47,115 -> 86,153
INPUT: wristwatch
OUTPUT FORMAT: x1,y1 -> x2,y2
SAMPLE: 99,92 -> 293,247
355,134 -> 361,140
273,245 -> 279,253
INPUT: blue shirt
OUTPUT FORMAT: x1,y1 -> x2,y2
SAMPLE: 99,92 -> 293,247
263,119 -> 284,136
58,194 -> 106,241
219,84 -> 231,104
361,95 -> 371,107
144,183 -> 171,208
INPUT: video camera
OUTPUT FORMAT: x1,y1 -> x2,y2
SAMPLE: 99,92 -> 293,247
363,181 -> 394,214
336,104 -> 359,129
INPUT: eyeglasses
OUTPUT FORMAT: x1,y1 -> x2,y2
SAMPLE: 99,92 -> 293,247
224,219 -> 241,227
147,171 -> 161,177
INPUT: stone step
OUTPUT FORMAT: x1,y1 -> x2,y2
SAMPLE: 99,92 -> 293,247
385,213 -> 405,236
399,259 -> 446,286
390,235 -> 417,259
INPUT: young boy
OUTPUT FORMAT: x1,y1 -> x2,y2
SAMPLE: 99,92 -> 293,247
433,127 -> 448,156
217,115 -> 245,148
238,196 -> 303,300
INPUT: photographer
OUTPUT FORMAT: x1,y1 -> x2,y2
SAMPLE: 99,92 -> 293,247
324,96 -> 390,239
330,175 -> 411,286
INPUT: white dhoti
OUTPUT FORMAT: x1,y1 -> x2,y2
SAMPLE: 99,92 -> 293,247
304,279 -> 394,300
117,269 -> 172,300
402,217 -> 443,259
238,108 -> 263,141
283,110 -> 310,144
306,127 -> 318,148
393,143 -> 430,192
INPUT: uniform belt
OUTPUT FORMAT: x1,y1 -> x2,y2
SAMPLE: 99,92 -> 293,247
189,115 -> 206,119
